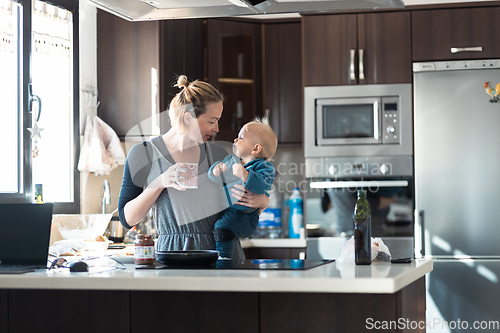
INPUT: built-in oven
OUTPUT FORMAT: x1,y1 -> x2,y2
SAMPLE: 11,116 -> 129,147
305,156 -> 414,260
304,84 -> 412,158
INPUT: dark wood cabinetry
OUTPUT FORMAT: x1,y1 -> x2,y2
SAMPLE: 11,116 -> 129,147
260,277 -> 425,333
131,291 -> 259,332
263,22 -> 303,144
6,289 -> 129,333
97,10 -> 160,138
159,19 -> 205,125
97,11 -> 206,137
303,11 -> 412,86
97,14 -> 263,141
207,19 -> 263,143
0,290 -> 6,333
1,277 -> 425,332
412,7 -> 500,61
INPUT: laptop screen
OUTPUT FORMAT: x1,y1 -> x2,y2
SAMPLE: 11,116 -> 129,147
0,203 -> 53,265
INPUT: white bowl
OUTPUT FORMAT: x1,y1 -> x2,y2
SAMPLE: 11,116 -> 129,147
53,214 -> 112,240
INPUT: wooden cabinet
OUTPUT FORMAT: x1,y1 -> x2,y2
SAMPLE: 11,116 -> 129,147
159,19 -> 205,133
131,291 -> 259,332
7,289 -> 129,333
207,19 -> 263,143
412,7 -> 500,61
0,290 -> 6,333
97,15 -> 263,142
263,22 -> 303,144
260,277 -> 425,333
303,11 -> 412,86
2,277 -> 425,332
97,11 -> 204,137
97,10 -> 160,138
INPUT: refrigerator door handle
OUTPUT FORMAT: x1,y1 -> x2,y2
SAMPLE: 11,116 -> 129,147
414,209 -> 425,258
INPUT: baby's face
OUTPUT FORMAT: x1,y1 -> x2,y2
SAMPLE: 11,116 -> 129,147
233,126 -> 257,159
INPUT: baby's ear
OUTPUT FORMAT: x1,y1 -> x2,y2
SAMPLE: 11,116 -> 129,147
252,144 -> 262,155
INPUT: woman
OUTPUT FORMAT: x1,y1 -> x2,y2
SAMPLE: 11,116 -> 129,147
118,75 -> 269,261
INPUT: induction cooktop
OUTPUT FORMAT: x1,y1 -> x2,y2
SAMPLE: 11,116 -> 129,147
136,259 -> 334,270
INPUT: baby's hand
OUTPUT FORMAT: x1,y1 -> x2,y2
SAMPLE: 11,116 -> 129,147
212,162 -> 228,176
232,163 -> 249,182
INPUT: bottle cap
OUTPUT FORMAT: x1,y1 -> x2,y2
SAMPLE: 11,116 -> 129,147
357,189 -> 367,196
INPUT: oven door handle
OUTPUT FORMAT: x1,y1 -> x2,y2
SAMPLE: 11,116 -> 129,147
309,180 -> 409,189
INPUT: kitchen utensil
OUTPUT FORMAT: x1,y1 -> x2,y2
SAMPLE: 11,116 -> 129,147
156,237 -> 218,266
108,216 -> 124,242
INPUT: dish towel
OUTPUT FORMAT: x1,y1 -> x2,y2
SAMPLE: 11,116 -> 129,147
78,115 -> 126,176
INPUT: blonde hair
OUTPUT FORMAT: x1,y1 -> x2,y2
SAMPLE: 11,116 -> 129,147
169,75 -> 225,134
244,117 -> 277,161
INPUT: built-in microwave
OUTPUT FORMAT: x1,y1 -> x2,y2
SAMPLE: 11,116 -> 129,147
304,84 -> 412,158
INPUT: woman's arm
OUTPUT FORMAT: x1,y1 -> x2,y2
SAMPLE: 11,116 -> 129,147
122,163 -> 188,226
118,142 -> 187,228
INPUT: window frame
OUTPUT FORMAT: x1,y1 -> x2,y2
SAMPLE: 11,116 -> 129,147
0,0 -> 80,214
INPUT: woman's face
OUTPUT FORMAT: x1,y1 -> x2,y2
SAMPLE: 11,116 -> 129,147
187,101 -> 223,143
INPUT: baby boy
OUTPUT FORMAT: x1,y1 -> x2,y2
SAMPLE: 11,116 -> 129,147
208,117 -> 277,259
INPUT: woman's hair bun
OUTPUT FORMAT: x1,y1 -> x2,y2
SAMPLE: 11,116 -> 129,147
174,75 -> 190,89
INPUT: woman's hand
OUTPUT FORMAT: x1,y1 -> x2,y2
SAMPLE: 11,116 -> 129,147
150,163 -> 187,191
231,184 -> 270,214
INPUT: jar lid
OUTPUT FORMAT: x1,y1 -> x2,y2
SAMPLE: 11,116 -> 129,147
135,234 -> 152,239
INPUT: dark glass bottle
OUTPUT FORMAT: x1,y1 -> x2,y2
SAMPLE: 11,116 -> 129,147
353,189 -> 371,265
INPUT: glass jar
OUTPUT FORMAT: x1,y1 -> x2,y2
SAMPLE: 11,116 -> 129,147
134,234 -> 155,265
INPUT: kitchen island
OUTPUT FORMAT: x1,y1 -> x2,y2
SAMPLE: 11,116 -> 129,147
0,259 -> 432,333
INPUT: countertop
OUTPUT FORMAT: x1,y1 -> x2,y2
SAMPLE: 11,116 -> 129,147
0,258 -> 432,294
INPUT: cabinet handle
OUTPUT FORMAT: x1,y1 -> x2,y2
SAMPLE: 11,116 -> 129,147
264,108 -> 270,120
358,49 -> 365,81
450,46 -> 483,53
349,49 -> 356,81
414,209 -> 425,258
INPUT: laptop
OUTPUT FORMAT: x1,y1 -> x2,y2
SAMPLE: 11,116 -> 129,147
0,203 -> 53,274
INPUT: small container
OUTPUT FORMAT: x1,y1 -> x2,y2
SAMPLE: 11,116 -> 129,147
134,234 -> 155,265
35,184 -> 44,204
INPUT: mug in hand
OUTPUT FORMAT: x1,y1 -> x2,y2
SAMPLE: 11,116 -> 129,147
175,163 -> 198,189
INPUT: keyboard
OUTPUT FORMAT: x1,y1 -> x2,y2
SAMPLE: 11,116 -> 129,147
0,265 -> 43,274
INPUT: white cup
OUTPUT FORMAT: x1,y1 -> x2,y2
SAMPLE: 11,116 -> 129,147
175,163 -> 198,189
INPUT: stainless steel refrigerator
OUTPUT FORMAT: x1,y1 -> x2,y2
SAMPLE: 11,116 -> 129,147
414,59 -> 500,332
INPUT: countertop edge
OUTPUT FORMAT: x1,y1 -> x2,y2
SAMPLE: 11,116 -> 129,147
0,260 -> 433,294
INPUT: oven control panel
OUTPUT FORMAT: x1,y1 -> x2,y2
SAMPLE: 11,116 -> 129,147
381,96 -> 400,144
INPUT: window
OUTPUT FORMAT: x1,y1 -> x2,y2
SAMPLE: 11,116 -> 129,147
0,0 -> 79,212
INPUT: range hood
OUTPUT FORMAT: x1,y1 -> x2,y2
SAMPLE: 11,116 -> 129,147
88,0 -> 405,21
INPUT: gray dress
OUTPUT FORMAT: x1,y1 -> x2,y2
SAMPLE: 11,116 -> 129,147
118,136 -> 245,262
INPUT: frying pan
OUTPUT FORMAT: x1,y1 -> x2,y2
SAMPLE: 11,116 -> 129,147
155,237 -> 219,266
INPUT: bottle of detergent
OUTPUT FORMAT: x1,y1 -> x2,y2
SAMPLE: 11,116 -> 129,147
288,188 -> 303,239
